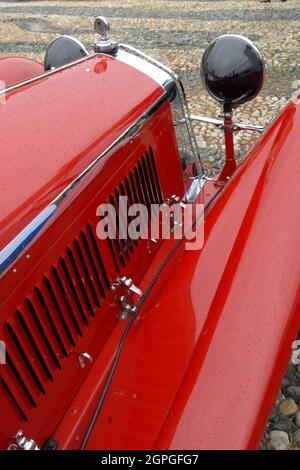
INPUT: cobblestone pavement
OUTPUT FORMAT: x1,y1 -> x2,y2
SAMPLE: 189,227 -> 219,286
0,0 -> 299,450
0,0 -> 299,171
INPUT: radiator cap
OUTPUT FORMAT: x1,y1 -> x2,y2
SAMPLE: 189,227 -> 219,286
94,16 -> 119,55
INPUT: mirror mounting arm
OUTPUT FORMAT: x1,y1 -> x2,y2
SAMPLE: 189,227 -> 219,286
219,108 -> 236,182
175,112 -> 267,183
182,114 -> 267,180
177,114 -> 266,134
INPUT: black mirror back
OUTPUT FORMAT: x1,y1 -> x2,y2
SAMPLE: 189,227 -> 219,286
44,36 -> 89,71
201,34 -> 265,109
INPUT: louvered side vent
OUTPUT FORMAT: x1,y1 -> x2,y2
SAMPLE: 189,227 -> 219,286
0,223 -> 110,422
0,146 -> 163,423
106,147 -> 163,270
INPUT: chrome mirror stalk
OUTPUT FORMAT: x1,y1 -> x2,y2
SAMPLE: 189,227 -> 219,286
176,112 -> 268,183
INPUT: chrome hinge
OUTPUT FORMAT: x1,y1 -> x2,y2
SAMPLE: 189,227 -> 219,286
162,194 -> 186,232
111,277 -> 142,321
8,430 -> 40,450
78,352 -> 93,369
118,295 -> 138,321
164,194 -> 186,209
111,276 -> 142,297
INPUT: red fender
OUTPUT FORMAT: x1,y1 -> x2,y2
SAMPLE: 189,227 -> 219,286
76,100 -> 300,450
0,57 -> 44,89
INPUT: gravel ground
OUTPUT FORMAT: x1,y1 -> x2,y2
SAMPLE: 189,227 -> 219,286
0,0 -> 299,450
260,349 -> 300,451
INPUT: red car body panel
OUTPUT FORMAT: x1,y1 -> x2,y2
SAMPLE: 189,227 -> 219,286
0,57 -> 44,89
0,42 -> 299,450
0,82 -> 184,448
75,101 -> 299,450
0,54 -> 163,250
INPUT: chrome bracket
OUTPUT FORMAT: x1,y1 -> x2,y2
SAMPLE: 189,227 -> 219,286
111,276 -> 142,297
8,430 -> 40,450
118,295 -> 138,321
184,175 -> 207,203
175,114 -> 266,134
163,194 -> 186,209
162,194 -> 186,232
111,277 -> 142,321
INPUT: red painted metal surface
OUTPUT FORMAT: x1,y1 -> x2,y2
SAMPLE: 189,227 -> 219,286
51,180 -> 218,450
0,57 -> 44,89
218,116 -> 236,182
59,100 -> 299,450
0,54 -> 164,251
1,45 -> 299,451
0,87 -> 184,449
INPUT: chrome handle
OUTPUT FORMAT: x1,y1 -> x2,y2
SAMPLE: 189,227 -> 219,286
119,295 -> 137,321
8,430 -> 40,450
78,352 -> 93,369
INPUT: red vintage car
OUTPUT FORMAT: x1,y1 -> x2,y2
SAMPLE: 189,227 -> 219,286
0,17 -> 299,451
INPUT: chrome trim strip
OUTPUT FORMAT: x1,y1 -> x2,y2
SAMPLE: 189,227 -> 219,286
115,49 -> 172,89
0,44 -> 205,273
119,43 -> 204,177
0,92 -> 168,275
184,176 -> 207,203
0,204 -> 57,274
175,115 -> 224,128
0,53 -> 96,97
